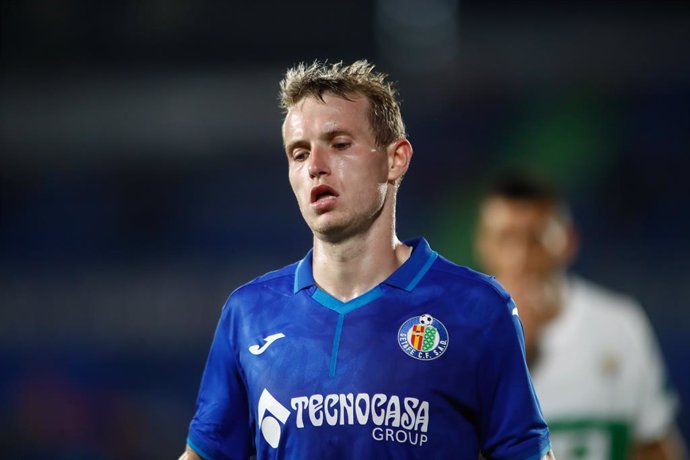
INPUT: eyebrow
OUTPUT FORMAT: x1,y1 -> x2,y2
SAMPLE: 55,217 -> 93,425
321,128 -> 352,141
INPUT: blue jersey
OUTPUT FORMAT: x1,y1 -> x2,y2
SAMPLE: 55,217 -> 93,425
188,238 -> 550,460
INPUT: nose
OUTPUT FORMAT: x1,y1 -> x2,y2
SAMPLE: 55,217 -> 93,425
307,146 -> 330,178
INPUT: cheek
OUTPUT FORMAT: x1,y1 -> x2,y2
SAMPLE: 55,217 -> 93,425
376,182 -> 388,201
288,170 -> 306,204
349,175 -> 387,208
485,247 -> 505,270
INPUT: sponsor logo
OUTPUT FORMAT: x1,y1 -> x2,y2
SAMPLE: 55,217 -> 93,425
257,389 -> 291,447
258,389 -> 430,448
398,314 -> 449,361
249,332 -> 286,355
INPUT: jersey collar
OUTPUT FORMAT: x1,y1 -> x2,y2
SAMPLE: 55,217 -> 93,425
293,237 -> 438,294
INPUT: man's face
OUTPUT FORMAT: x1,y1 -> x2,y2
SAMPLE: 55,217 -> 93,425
475,197 -> 573,282
282,93 -> 391,242
475,197 -> 575,347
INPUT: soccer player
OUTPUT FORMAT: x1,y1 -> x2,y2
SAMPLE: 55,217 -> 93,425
474,172 -> 685,460
180,61 -> 554,460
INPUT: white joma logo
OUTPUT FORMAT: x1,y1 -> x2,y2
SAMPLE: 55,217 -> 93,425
249,333 -> 286,355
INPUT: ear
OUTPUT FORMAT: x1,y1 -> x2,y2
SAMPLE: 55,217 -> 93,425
386,139 -> 413,183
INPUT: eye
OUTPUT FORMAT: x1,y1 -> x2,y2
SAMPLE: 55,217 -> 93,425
333,141 -> 351,150
292,149 -> 309,162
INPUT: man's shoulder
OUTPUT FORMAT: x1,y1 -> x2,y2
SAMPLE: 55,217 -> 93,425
431,255 -> 510,298
426,254 -> 513,318
227,260 -> 299,303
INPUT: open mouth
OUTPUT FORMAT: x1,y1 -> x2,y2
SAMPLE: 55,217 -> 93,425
310,184 -> 338,204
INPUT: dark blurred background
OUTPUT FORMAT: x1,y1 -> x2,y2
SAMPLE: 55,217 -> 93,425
1,1 -> 688,458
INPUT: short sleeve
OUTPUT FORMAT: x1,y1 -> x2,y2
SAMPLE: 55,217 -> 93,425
478,297 -> 551,460
188,298 -> 253,460
628,303 -> 678,442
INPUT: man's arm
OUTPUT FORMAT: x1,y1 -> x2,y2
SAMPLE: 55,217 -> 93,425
185,298 -> 254,458
178,445 -> 203,460
475,292 -> 552,459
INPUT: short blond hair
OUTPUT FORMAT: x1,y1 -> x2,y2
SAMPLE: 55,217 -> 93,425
279,60 -> 407,147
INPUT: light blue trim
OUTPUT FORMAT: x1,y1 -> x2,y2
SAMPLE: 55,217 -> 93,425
405,250 -> 438,291
293,256 -> 307,293
540,442 -> 553,459
520,441 -> 552,460
312,286 -> 384,377
329,314 -> 345,377
311,286 -> 383,314
187,436 -> 216,460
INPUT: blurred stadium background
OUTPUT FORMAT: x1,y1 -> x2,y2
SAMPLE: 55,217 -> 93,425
1,1 -> 688,458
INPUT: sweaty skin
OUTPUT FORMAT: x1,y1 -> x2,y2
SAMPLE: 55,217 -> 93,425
282,93 -> 413,302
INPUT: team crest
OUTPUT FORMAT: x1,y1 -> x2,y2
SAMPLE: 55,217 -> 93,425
398,314 -> 449,361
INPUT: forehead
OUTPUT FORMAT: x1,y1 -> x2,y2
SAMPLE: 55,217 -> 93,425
480,197 -> 559,231
282,93 -> 371,139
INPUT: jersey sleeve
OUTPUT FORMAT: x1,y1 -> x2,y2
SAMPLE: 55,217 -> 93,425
626,301 -> 678,442
187,296 -> 254,460
477,297 -> 551,460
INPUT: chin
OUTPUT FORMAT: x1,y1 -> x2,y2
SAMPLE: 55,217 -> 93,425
309,220 -> 355,244
312,225 -> 348,243
303,206 -> 377,242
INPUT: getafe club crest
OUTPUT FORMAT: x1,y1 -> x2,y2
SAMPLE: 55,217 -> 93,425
398,314 -> 449,361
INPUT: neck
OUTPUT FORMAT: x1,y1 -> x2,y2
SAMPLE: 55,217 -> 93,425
526,272 -> 568,368
543,272 -> 568,321
311,200 -> 411,302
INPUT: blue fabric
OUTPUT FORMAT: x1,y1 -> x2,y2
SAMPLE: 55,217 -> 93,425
188,237 -> 550,459
186,436 -> 215,460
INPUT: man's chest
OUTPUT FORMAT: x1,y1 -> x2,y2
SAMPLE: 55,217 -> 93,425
233,295 -> 485,454
237,295 -> 481,393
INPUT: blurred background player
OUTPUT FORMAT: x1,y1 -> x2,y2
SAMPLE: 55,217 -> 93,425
474,172 -> 686,460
